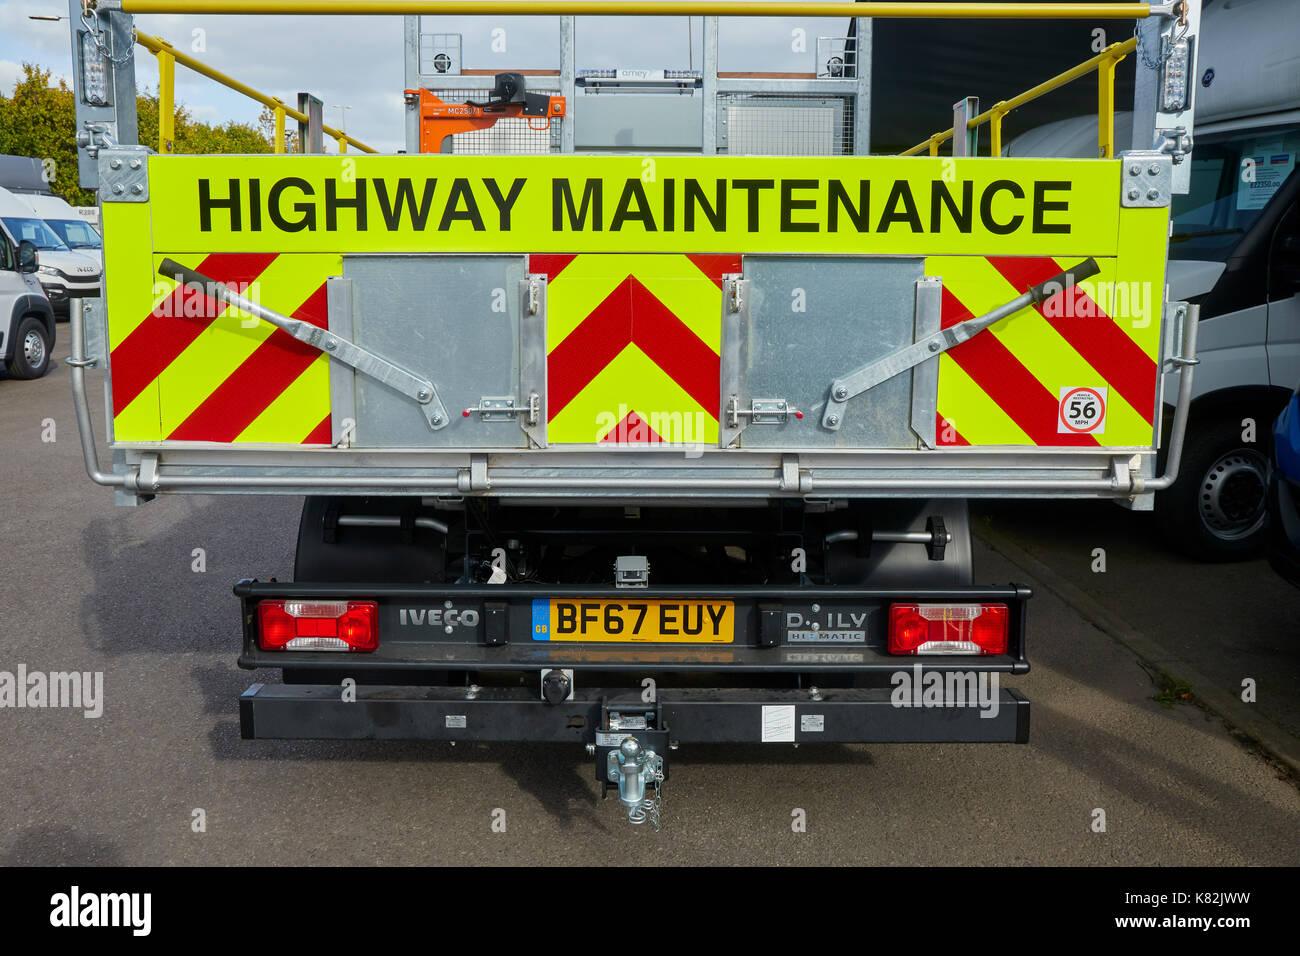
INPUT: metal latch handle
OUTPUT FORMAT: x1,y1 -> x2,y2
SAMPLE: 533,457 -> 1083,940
158,259 -> 449,430
823,257 -> 1100,431
462,394 -> 540,425
726,396 -> 803,427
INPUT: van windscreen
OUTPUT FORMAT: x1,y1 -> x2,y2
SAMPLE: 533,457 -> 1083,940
1,217 -> 69,252
46,219 -> 102,250
1170,124 -> 1300,262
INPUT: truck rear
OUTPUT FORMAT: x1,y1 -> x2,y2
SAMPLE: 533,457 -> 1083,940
66,0 -> 1204,827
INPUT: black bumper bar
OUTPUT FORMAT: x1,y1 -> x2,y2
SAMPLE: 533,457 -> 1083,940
240,683 -> 1030,745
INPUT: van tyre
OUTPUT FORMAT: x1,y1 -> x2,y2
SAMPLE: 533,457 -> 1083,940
1157,415 -> 1271,561
5,316 -> 50,380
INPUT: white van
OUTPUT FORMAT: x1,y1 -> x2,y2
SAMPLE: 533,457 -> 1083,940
0,186 -> 101,320
0,236 -> 55,380
1006,0 -> 1300,560
22,193 -> 103,269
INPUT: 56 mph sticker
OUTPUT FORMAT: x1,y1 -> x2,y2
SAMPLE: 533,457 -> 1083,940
1058,386 -> 1107,434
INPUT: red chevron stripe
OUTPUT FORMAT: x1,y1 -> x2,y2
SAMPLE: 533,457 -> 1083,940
987,256 -> 1156,424
599,411 -> 665,443
937,413 -> 969,446
165,283 -> 329,442
941,288 -> 1100,447
628,278 -> 719,415
529,253 -> 739,286
547,278 -> 633,418
110,253 -> 278,416
685,254 -> 743,288
304,413 -> 332,445
547,276 -> 720,421
528,254 -> 578,279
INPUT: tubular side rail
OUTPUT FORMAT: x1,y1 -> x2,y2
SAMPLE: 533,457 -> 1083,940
900,36 -> 1138,158
134,30 -> 376,154
67,296 -> 1200,500
110,2 -> 1170,17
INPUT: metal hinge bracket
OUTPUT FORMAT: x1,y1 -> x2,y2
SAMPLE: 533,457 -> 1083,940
156,260 -> 449,429
1157,126 -> 1193,165
824,262 -> 1099,430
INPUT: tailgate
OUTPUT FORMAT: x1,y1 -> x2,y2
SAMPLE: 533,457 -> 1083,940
90,151 -> 1177,498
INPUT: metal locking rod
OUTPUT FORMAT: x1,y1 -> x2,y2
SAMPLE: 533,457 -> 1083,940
157,259 -> 450,430
823,257 -> 1101,430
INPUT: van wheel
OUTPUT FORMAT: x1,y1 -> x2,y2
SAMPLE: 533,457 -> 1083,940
5,317 -> 51,380
1156,416 -> 1271,561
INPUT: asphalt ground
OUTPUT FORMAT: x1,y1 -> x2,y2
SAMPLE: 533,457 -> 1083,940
0,337 -> 1296,865
972,499 -> 1300,765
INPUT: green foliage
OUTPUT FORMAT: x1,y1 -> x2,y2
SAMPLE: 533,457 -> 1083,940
0,65 -> 91,205
1153,672 -> 1194,709
257,106 -> 300,153
136,91 -> 272,156
0,62 -> 274,207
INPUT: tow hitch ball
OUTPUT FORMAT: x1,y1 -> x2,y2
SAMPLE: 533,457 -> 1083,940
606,737 -> 664,829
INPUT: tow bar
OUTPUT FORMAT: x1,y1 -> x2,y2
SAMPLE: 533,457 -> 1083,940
606,737 -> 665,830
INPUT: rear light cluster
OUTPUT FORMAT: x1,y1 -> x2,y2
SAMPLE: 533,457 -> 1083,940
257,600 -> 378,652
887,603 -> 1008,655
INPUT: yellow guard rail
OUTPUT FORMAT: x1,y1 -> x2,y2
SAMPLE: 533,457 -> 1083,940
135,30 -> 377,155
900,37 -> 1138,159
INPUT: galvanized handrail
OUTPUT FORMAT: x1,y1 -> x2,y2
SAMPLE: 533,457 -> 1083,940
900,36 -> 1138,159
66,291 -> 1199,499
113,1 -> 1164,18
135,30 -> 376,154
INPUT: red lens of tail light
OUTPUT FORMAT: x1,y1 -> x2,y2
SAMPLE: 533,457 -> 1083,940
257,600 -> 378,652
887,603 -> 1008,655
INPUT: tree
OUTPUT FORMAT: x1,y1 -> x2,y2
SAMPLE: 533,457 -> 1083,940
0,65 -> 92,205
136,91 -> 271,155
257,106 -> 301,153
0,62 -> 277,206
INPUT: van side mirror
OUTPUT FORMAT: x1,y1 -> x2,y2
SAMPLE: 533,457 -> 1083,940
16,240 -> 38,274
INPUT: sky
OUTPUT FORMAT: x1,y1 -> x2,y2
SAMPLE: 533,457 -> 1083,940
1,1 -> 857,154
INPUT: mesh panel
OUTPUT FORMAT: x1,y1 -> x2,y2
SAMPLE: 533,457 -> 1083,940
717,94 -> 854,156
429,87 -> 563,155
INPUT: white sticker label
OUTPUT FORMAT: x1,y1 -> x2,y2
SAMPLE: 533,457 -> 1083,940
445,715 -> 466,728
1058,386 -> 1107,434
595,732 -> 632,748
761,705 -> 796,742
1238,152 -> 1294,211
800,714 -> 825,732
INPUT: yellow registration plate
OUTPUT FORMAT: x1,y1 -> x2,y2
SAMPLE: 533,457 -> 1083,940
532,599 -> 734,643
